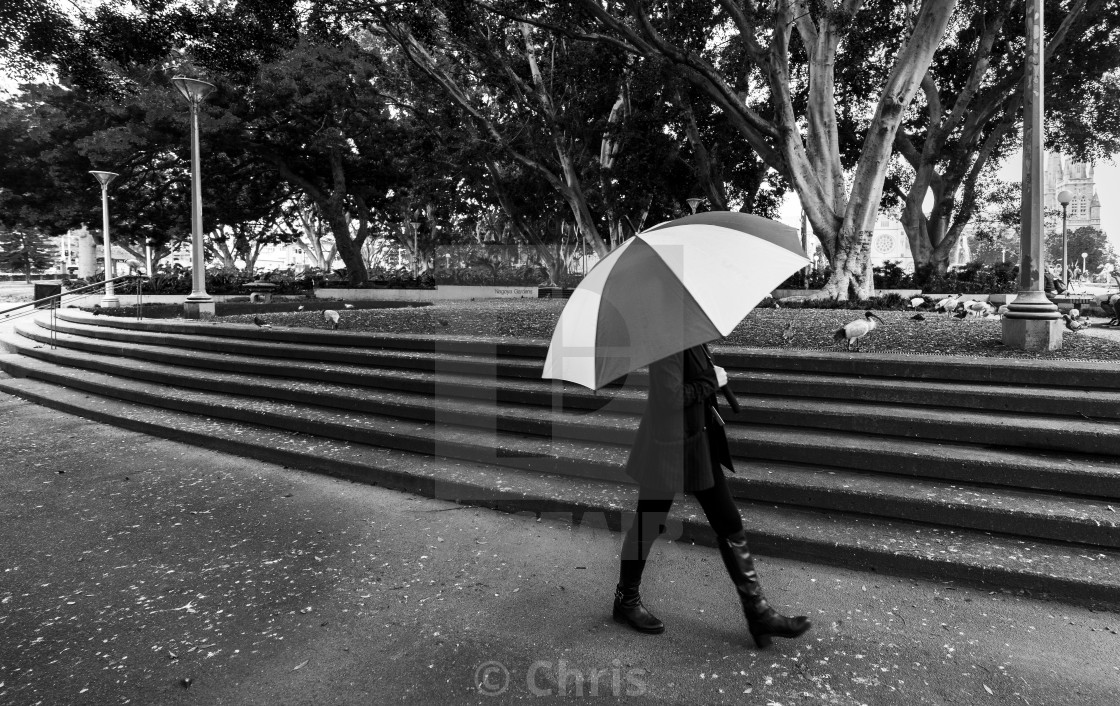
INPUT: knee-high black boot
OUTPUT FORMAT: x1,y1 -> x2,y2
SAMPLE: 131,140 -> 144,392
613,528 -> 665,634
717,530 -> 811,648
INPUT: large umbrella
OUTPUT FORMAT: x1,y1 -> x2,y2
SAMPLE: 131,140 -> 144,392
541,211 -> 809,397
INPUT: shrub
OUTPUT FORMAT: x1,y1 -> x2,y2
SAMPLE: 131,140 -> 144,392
914,260 -> 1018,294
73,267 -> 316,295
873,261 -> 914,289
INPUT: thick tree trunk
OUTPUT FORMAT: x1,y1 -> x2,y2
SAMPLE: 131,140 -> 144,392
325,208 -> 368,286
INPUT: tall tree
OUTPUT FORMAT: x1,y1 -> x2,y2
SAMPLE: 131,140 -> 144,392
0,227 -> 56,282
348,1 -> 737,261
886,0 -> 1120,274
510,0 -> 960,299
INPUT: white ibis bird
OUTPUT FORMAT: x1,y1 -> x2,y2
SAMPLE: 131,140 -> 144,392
253,315 -> 271,328
907,296 -> 929,310
1063,314 -> 1090,331
323,309 -> 341,329
963,300 -> 995,318
343,303 -> 355,309
995,304 -> 1009,318
936,294 -> 961,315
125,258 -> 144,272
1068,308 -> 1081,320
834,311 -> 884,351
297,305 -> 305,311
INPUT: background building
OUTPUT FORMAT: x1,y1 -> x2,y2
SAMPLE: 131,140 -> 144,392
1045,151 -> 1101,230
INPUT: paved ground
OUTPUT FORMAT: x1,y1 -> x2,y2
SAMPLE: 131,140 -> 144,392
1,394 -> 1118,705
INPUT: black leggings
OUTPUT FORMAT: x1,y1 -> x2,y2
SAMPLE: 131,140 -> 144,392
620,466 -> 743,564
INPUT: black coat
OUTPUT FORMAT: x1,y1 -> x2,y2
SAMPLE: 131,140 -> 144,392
624,344 -> 735,495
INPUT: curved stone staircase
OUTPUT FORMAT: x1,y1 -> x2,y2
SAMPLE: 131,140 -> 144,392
2,309 -> 1119,608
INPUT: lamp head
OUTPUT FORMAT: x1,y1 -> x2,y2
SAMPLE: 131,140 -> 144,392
1057,189 -> 1073,207
89,171 -> 119,187
686,197 -> 703,214
410,221 -> 421,231
171,76 -> 216,104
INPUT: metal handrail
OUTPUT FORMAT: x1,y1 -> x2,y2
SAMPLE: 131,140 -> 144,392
0,274 -> 143,319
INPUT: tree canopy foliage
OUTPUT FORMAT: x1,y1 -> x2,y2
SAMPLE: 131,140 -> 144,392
1,0 -> 1118,295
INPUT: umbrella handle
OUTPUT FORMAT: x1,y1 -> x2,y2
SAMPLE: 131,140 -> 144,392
721,386 -> 741,414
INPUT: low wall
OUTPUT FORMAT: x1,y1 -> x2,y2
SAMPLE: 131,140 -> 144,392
61,293 -> 309,306
313,285 -> 538,301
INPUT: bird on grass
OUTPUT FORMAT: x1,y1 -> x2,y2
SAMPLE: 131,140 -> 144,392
935,294 -> 961,315
834,311 -> 884,351
438,318 -> 449,327
343,303 -> 355,309
1063,314 -> 1090,331
952,309 -> 968,319
781,321 -> 795,342
962,300 -> 995,317
297,305 -> 305,311
253,315 -> 271,328
323,309 -> 341,329
92,304 -> 102,316
910,313 -> 925,321
907,296 -> 930,310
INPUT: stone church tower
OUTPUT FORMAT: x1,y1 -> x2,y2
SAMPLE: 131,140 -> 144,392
1044,152 -> 1102,230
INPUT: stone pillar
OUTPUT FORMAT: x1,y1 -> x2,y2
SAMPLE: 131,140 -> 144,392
1002,0 -> 1062,351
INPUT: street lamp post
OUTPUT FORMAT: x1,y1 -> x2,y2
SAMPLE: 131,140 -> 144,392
1001,0 -> 1062,350
171,76 -> 217,319
409,221 -> 421,278
1082,252 -> 1088,281
89,171 -> 120,307
1057,189 -> 1072,286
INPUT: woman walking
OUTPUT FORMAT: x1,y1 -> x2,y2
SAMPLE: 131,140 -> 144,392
613,343 -> 811,648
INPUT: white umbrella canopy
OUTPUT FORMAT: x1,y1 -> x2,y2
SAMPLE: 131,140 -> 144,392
542,212 -> 809,390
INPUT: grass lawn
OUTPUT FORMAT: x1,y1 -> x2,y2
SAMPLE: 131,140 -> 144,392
218,298 -> 1120,361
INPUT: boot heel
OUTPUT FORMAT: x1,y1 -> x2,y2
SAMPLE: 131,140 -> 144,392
751,632 -> 772,649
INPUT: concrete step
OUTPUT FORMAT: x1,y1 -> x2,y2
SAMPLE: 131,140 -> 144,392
1,372 -> 1118,610
41,315 -> 549,379
53,309 -> 547,357
15,322 -> 1119,456
741,369 -> 1120,419
742,425 -> 1120,499
56,309 -> 1120,390
2,349 -> 1118,549
12,324 -> 1120,501
16,321 -> 640,413
714,347 -> 1120,390
30,318 -> 1120,420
